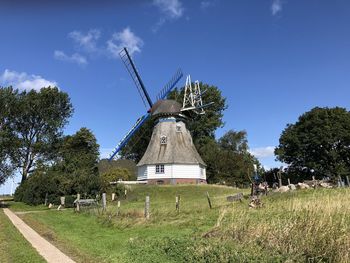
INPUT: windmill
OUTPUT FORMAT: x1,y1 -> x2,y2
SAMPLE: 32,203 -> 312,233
109,47 -> 211,184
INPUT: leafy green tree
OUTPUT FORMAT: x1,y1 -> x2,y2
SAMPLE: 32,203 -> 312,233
198,130 -> 259,186
99,159 -> 137,180
56,127 -> 100,195
100,167 -> 131,192
275,107 -> 350,180
215,130 -> 258,186
0,87 -> 16,185
14,128 -> 101,204
218,130 -> 248,153
0,87 -> 73,183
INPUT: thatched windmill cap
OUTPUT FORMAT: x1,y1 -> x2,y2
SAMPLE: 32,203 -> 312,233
150,99 -> 182,116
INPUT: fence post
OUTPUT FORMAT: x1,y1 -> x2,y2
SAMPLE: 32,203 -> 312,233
206,192 -> 212,209
44,193 -> 48,206
175,195 -> 180,213
57,196 -> 65,210
145,196 -> 150,219
117,201 -> 121,216
124,189 -> 127,199
112,193 -> 115,201
346,176 -> 350,187
288,178 -> 291,185
76,193 -> 81,212
102,193 -> 107,211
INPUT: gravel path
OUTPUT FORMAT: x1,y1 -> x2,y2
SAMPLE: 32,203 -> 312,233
3,208 -> 76,263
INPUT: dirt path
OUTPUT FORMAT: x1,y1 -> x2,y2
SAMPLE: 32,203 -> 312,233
3,208 -> 76,263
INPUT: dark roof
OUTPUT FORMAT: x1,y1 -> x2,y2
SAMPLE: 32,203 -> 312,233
150,99 -> 182,116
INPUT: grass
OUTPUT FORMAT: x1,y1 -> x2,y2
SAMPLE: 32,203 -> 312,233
0,209 -> 45,263
10,185 -> 350,262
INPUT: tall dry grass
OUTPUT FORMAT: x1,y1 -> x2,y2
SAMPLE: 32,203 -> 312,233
213,189 -> 350,262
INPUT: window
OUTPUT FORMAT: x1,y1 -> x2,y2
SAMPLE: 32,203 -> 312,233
160,135 -> 167,145
156,164 -> 165,174
176,125 -> 182,132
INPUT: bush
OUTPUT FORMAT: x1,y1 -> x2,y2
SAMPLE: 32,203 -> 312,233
114,184 -> 126,198
14,171 -> 58,205
100,167 -> 131,192
14,170 -> 90,207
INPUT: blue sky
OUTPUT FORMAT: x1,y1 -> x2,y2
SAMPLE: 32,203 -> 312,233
1,0 -> 350,193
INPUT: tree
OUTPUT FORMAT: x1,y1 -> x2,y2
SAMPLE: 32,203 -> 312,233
55,128 -> 100,195
215,130 -> 258,186
196,130 -> 259,186
0,87 -> 16,185
100,167 -> 132,192
120,83 -> 227,163
0,87 -> 73,183
275,107 -> 350,180
98,159 -> 137,180
14,128 -> 101,204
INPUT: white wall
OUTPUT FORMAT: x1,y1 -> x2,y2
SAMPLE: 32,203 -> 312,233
137,164 -> 206,181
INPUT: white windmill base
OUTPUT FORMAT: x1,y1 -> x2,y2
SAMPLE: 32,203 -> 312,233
137,164 -> 207,184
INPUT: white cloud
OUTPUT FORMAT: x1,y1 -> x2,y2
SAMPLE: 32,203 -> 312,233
107,27 -> 144,58
54,50 -> 87,66
153,0 -> 184,19
152,0 -> 184,32
249,146 -> 275,158
68,29 -> 101,53
271,0 -> 283,16
0,69 -> 58,91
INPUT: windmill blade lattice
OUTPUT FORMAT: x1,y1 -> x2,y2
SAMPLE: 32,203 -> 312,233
156,69 -> 183,101
119,48 -> 153,108
109,113 -> 150,161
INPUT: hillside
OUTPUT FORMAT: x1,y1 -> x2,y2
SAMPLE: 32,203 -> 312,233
7,185 -> 350,262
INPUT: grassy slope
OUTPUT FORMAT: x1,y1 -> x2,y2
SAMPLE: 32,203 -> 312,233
11,185 -> 350,262
0,209 -> 45,263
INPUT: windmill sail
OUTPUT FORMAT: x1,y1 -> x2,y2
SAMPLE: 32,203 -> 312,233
156,69 -> 183,101
119,48 -> 153,108
109,113 -> 150,161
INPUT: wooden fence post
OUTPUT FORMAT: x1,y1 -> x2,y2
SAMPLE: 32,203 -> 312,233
145,196 -> 150,219
288,178 -> 291,185
117,201 -> 121,216
44,193 -> 48,206
112,193 -> 115,201
206,192 -> 212,209
175,195 -> 180,213
346,176 -> 350,187
102,193 -> 107,211
124,189 -> 127,199
57,196 -> 65,210
76,193 -> 81,212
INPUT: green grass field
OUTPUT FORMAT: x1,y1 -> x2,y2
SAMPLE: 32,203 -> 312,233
7,185 -> 350,262
0,209 -> 45,263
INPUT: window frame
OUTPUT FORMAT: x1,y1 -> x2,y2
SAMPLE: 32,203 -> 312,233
156,164 -> 165,174
160,135 -> 167,145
